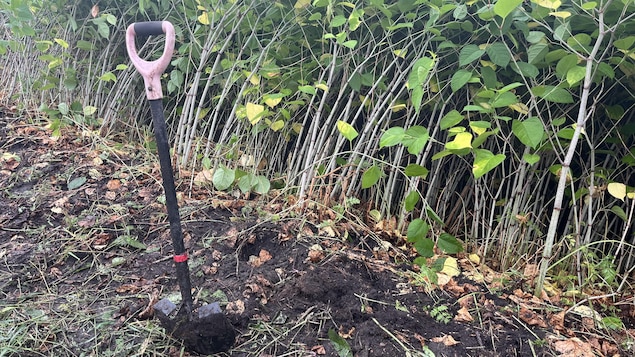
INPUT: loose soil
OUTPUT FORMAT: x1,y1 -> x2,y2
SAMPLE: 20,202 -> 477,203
1,114 -> 633,356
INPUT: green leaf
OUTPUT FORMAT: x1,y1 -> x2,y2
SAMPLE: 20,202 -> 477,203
459,44 -> 485,66
494,0 -> 522,19
527,43 -> 548,64
68,176 -> 87,190
512,62 -> 539,78
379,127 -> 405,148
342,40 -> 358,49
113,235 -> 146,250
473,149 -> 506,179
512,117 -> 544,148
523,153 -> 541,165
213,166 -> 235,191
491,91 -> 518,108
254,176 -> 270,194
337,121 -> 359,141
440,110 -> 464,130
403,126 -> 429,154
407,219 -> 429,242
614,36 -> 635,51
610,205 -> 627,222
328,329 -> 353,357
298,85 -> 316,95
404,164 -> 429,177
330,15 -> 347,27
451,69 -> 472,92
361,165 -> 381,188
408,57 -> 435,113
415,238 -> 435,258
566,66 -> 586,86
486,42 -> 511,67
532,85 -> 574,103
404,191 -> 420,212
437,233 -> 463,254
556,54 -> 579,78
58,102 -> 69,115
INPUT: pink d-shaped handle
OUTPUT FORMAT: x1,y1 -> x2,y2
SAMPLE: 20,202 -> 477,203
125,21 -> 175,100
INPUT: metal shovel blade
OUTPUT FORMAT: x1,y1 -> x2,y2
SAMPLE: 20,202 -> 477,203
153,299 -> 236,355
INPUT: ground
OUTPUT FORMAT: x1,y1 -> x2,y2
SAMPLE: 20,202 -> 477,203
1,114 -> 633,356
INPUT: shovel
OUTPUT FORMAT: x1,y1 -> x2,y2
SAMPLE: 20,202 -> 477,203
125,20 -> 235,354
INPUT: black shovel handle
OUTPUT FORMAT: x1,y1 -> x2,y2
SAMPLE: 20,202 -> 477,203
149,99 -> 194,314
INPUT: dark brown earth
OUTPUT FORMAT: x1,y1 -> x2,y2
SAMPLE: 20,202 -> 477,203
1,113 -> 632,356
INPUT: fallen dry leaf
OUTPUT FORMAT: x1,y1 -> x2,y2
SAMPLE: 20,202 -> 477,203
311,345 -> 326,355
454,306 -> 474,323
106,179 -> 121,190
551,337 -> 595,357
431,334 -> 459,346
226,300 -> 245,314
519,306 -> 548,328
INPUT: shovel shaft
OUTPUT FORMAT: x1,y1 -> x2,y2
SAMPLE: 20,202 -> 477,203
149,99 -> 193,314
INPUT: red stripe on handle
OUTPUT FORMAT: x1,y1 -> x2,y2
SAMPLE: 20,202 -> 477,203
173,253 -> 188,263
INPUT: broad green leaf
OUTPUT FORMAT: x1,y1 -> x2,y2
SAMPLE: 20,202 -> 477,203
481,66 -> 497,88
526,31 -> 545,44
473,149 -> 506,179
403,126 -> 429,154
245,102 -> 265,124
408,57 -> 435,88
411,86 -> 424,114
512,117 -> 544,148
607,182 -> 626,201
337,120 -> 359,141
491,91 -> 518,108
76,40 -> 95,51
379,127 -> 405,148
550,11 -> 571,18
614,36 -> 635,51
445,132 -> 472,151
453,4 -> 468,19
581,1 -> 597,10
523,153 -> 541,165
404,191 -> 420,212
438,233 -> 463,254
527,43 -> 548,64
499,82 -> 524,93
361,165 -> 381,188
238,174 -> 257,193
342,40 -> 358,49
68,176 -> 87,190
472,129 -> 498,148
610,205 -> 628,221
58,102 -> 69,115
451,69 -> 472,92
407,218 -> 429,242
459,45 -> 485,66
330,15 -> 347,27
404,164 -> 429,177
494,0 -> 522,19
254,176 -> 270,194
83,106 -> 97,116
605,105 -> 625,120
298,85 -> 316,95
566,66 -> 586,86
440,110 -> 464,130
532,85 -> 574,103
328,329 -> 353,357
486,42 -> 511,67
213,166 -> 235,191
556,54 -> 579,78
512,62 -> 539,78
415,238 -> 435,258
96,21 -> 109,39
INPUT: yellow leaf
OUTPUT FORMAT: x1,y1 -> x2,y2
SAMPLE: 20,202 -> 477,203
509,102 -> 529,115
198,11 -> 210,25
270,120 -> 284,131
245,102 -> 265,125
294,0 -> 310,10
292,123 -> 303,134
445,132 -> 473,150
391,103 -> 407,112
549,11 -> 571,18
264,96 -> 282,108
532,0 -> 561,10
441,257 -> 460,277
468,254 -> 480,264
315,83 -> 329,92
393,49 -> 408,58
607,182 -> 626,201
